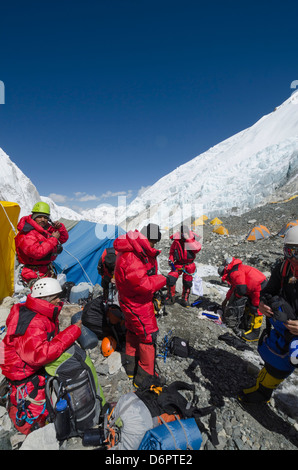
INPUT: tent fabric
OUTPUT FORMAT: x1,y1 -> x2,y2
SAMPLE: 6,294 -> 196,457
210,217 -> 223,225
53,220 -> 125,285
0,201 -> 20,301
278,220 -> 298,237
212,226 -> 229,235
246,225 -> 271,241
193,215 -> 208,227
58,217 -> 80,232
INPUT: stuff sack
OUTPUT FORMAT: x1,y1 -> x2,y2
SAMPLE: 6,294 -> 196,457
82,296 -> 110,339
45,343 -> 105,440
169,336 -> 189,358
71,311 -> 99,350
138,416 -> 202,450
104,392 -> 154,450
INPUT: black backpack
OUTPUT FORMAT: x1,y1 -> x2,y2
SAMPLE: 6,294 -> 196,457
45,343 -> 105,440
136,380 -> 219,447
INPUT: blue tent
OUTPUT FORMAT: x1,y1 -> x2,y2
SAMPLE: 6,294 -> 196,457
53,220 -> 125,285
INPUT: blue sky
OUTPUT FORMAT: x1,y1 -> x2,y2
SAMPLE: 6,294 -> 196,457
1,0 -> 298,213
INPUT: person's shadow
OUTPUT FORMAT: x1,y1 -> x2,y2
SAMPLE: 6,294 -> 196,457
185,345 -> 298,448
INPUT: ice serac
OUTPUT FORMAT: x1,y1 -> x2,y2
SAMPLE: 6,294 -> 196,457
122,95 -> 298,229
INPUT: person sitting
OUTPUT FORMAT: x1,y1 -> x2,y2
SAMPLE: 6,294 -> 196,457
0,278 -> 82,434
113,223 -> 167,388
15,201 -> 69,287
238,226 -> 298,404
218,257 -> 267,342
166,225 -> 201,306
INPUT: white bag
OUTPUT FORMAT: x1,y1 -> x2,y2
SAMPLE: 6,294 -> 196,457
192,273 -> 203,296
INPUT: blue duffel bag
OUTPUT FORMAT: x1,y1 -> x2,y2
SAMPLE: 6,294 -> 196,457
138,416 -> 202,450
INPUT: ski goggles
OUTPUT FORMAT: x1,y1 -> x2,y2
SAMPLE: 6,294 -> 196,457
284,245 -> 298,259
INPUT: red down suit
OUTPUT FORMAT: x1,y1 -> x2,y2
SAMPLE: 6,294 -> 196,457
222,257 -> 267,312
0,295 -> 81,434
113,230 -> 166,341
168,229 -> 202,287
15,215 -> 69,283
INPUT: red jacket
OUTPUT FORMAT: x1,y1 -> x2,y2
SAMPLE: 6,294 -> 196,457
15,215 -> 68,281
169,230 -> 202,266
222,258 -> 267,307
113,230 -> 166,340
0,295 -> 81,433
0,295 -> 81,381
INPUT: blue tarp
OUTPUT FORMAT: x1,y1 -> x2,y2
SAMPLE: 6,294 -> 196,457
53,220 -> 125,285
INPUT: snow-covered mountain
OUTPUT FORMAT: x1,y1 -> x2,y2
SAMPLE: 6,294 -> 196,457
118,94 -> 298,230
1,94 -> 297,227
0,148 -> 82,221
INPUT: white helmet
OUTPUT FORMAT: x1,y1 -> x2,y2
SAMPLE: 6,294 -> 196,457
284,225 -> 298,246
31,278 -> 62,298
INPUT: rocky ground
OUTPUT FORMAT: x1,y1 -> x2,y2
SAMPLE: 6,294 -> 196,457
0,196 -> 297,451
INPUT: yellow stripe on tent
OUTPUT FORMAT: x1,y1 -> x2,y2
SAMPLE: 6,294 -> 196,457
0,201 -> 20,301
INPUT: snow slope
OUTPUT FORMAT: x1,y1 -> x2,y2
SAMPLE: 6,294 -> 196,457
119,95 -> 298,230
1,94 -> 298,226
0,148 -> 82,220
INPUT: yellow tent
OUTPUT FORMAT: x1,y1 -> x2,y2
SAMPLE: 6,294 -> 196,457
0,201 -> 20,301
213,226 -> 229,235
210,217 -> 223,225
193,215 -> 208,227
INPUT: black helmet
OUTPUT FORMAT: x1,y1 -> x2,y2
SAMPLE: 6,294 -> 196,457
140,223 -> 162,242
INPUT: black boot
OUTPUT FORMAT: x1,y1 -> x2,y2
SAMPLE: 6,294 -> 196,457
133,367 -> 166,389
123,354 -> 138,379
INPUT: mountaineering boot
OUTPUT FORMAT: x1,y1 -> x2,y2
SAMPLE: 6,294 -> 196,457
123,354 -> 138,379
181,287 -> 191,307
165,285 -> 176,305
241,314 -> 263,342
238,367 -> 284,404
133,366 -> 166,389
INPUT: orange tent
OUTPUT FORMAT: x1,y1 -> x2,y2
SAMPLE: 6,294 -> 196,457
246,225 -> 271,241
278,220 -> 298,237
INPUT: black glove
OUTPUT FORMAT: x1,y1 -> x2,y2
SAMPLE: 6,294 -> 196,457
264,295 -> 296,322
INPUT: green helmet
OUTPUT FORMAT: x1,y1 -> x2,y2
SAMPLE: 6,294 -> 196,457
31,201 -> 51,215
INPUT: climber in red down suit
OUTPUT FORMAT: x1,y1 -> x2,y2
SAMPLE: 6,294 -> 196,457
15,202 -> 69,287
113,224 -> 167,388
218,257 -> 267,342
166,225 -> 202,307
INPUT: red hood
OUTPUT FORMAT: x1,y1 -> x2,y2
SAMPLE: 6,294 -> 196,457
17,214 -> 50,237
170,229 -> 199,241
6,295 -> 63,336
222,257 -> 242,282
114,230 -> 160,260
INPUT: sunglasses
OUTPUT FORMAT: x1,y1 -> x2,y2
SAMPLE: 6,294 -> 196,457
284,246 -> 298,259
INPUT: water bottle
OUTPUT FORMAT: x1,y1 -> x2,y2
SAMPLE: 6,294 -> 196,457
55,398 -> 71,441
82,428 -> 105,447
71,311 -> 99,350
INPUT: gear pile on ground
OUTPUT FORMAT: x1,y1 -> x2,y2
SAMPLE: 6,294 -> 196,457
0,197 -> 298,450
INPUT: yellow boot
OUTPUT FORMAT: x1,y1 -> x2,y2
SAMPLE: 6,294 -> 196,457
241,314 -> 263,342
238,367 -> 284,404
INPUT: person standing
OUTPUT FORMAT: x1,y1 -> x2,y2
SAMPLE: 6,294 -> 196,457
166,225 -> 201,306
113,223 -> 166,388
